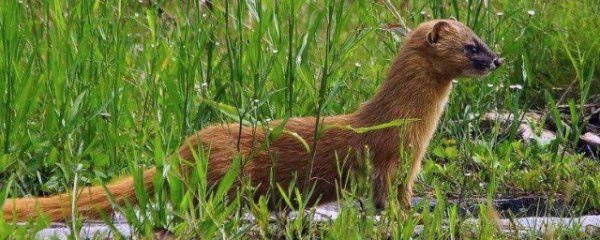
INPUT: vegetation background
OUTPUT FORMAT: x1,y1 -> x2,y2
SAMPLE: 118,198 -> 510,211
0,0 -> 598,238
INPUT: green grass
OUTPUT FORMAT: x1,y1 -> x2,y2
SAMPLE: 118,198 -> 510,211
1,0 -> 599,239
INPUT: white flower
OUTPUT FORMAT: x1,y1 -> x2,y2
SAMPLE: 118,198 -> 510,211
134,13 -> 140,18
496,12 -> 504,16
354,62 -> 361,68
452,79 -> 459,84
272,49 -> 278,54
487,83 -> 494,87
527,10 -> 535,16
215,42 -> 220,46
509,84 -> 523,90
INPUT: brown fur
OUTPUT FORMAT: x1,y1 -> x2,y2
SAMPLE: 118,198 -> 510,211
2,19 -> 500,222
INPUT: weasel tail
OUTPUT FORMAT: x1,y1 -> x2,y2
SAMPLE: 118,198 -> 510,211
3,167 -> 156,222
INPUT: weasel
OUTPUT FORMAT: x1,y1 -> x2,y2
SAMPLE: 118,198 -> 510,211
3,19 -> 502,222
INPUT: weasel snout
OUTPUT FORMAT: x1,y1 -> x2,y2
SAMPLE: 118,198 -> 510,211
490,57 -> 503,70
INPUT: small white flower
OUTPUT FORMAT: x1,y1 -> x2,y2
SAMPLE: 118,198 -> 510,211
479,182 -> 485,188
134,13 -> 140,18
509,84 -> 523,90
202,13 -> 207,18
354,62 -> 361,68
215,42 -> 220,46
452,79 -> 459,84
487,83 -> 494,87
265,118 -> 272,122
527,10 -> 535,16
272,49 -> 278,54
496,12 -> 504,16
253,99 -> 260,103
465,172 -> 472,177
495,83 -> 505,91
134,44 -> 144,52
420,11 -> 427,16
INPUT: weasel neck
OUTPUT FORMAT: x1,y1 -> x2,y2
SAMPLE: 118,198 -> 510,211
353,50 -> 453,127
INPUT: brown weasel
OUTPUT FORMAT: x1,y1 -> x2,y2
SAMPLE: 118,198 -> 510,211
2,19 -> 501,222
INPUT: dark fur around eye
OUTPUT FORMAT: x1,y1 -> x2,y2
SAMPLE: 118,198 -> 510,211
464,44 -> 479,53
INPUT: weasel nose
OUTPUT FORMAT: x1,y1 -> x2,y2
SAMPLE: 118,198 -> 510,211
492,58 -> 503,68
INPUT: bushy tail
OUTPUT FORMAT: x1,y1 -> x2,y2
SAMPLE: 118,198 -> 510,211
2,167 -> 157,222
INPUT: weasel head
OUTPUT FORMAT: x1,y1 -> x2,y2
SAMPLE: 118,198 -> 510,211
409,19 -> 502,78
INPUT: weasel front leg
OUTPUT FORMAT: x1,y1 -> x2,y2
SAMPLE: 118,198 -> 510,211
373,146 -> 425,212
397,149 -> 425,211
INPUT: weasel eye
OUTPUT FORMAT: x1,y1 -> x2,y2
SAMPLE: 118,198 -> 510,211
466,45 -> 479,53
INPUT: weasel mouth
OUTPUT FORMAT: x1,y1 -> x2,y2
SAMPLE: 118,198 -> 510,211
470,57 -> 501,74
468,61 -> 499,76
471,60 -> 494,72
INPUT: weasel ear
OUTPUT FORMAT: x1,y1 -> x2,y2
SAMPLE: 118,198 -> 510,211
426,21 -> 452,46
